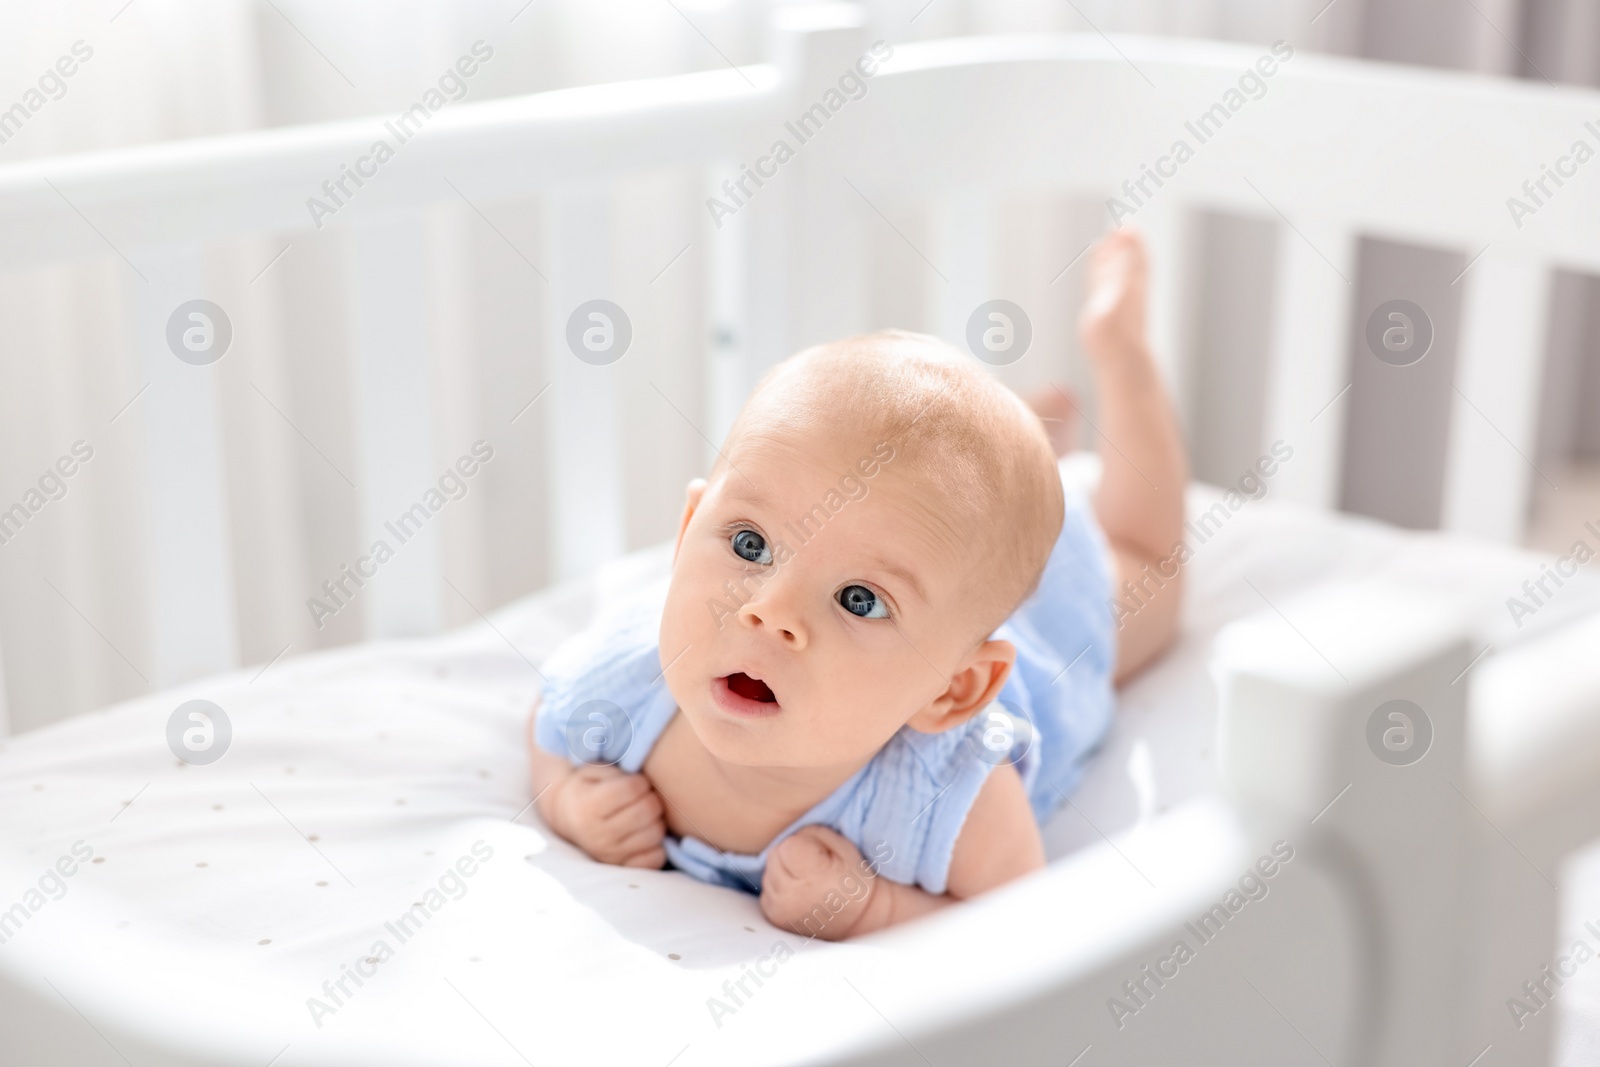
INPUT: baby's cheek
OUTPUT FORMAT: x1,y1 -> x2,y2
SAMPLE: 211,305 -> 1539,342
660,572 -> 715,668
807,662 -> 920,759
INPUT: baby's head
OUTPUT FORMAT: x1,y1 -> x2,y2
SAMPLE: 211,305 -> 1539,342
660,330 -> 1063,770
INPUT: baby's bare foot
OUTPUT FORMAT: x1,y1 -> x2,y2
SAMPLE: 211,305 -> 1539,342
760,825 -> 877,941
1078,228 -> 1150,362
1023,384 -> 1079,458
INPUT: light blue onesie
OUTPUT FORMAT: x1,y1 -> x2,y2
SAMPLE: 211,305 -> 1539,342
534,478 -> 1116,896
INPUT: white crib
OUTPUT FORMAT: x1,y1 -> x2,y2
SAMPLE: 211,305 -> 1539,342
3,5 -> 1600,1065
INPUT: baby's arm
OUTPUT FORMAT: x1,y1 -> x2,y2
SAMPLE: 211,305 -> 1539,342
526,699 -> 668,869
760,764 -> 1043,940
1078,229 -> 1189,684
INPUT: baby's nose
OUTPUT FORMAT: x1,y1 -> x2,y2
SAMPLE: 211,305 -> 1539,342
738,595 -> 807,649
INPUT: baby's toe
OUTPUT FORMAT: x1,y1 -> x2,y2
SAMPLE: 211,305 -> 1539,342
1097,226 -> 1144,267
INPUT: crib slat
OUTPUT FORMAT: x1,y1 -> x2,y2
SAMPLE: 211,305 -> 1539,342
1261,219 -> 1356,508
137,247 -> 241,683
1441,251 -> 1551,543
706,166 -> 750,451
773,7 -> 871,352
1137,199 -> 1197,432
348,218 -> 441,637
731,163 -> 791,390
787,172 -> 870,350
935,192 -> 990,350
544,188 -> 625,581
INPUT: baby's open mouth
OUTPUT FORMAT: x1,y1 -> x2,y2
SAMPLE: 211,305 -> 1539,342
725,672 -> 776,703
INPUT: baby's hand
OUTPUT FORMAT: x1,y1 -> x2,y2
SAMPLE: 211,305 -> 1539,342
544,764 -> 667,869
760,825 -> 879,941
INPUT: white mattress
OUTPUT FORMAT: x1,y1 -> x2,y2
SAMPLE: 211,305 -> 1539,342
3,483 -> 1598,1067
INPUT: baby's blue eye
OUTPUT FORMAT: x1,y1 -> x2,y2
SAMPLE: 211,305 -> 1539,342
731,529 -> 771,564
838,585 -> 887,619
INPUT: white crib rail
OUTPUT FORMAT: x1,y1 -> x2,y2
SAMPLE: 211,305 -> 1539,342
1465,613 -> 1600,1067
1213,586 -> 1474,1067
1210,583 -> 1600,1067
0,63 -> 775,271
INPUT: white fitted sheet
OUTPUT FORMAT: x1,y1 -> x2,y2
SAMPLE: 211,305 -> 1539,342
2,482 -> 1596,1067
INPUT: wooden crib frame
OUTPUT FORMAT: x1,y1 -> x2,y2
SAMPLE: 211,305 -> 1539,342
2,5 -> 1600,1064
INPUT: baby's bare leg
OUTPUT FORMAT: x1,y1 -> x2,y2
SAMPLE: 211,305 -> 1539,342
1076,229 -> 1188,683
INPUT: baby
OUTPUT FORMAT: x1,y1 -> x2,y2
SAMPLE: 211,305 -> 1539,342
527,229 -> 1186,940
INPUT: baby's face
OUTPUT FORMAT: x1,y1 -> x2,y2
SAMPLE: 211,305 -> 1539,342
659,425 -> 991,771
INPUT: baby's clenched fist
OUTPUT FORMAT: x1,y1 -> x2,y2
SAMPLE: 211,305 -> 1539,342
541,764 -> 667,869
760,825 -> 881,941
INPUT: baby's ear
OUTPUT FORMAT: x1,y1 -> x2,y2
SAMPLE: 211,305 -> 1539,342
672,479 -> 708,562
907,639 -> 1015,735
